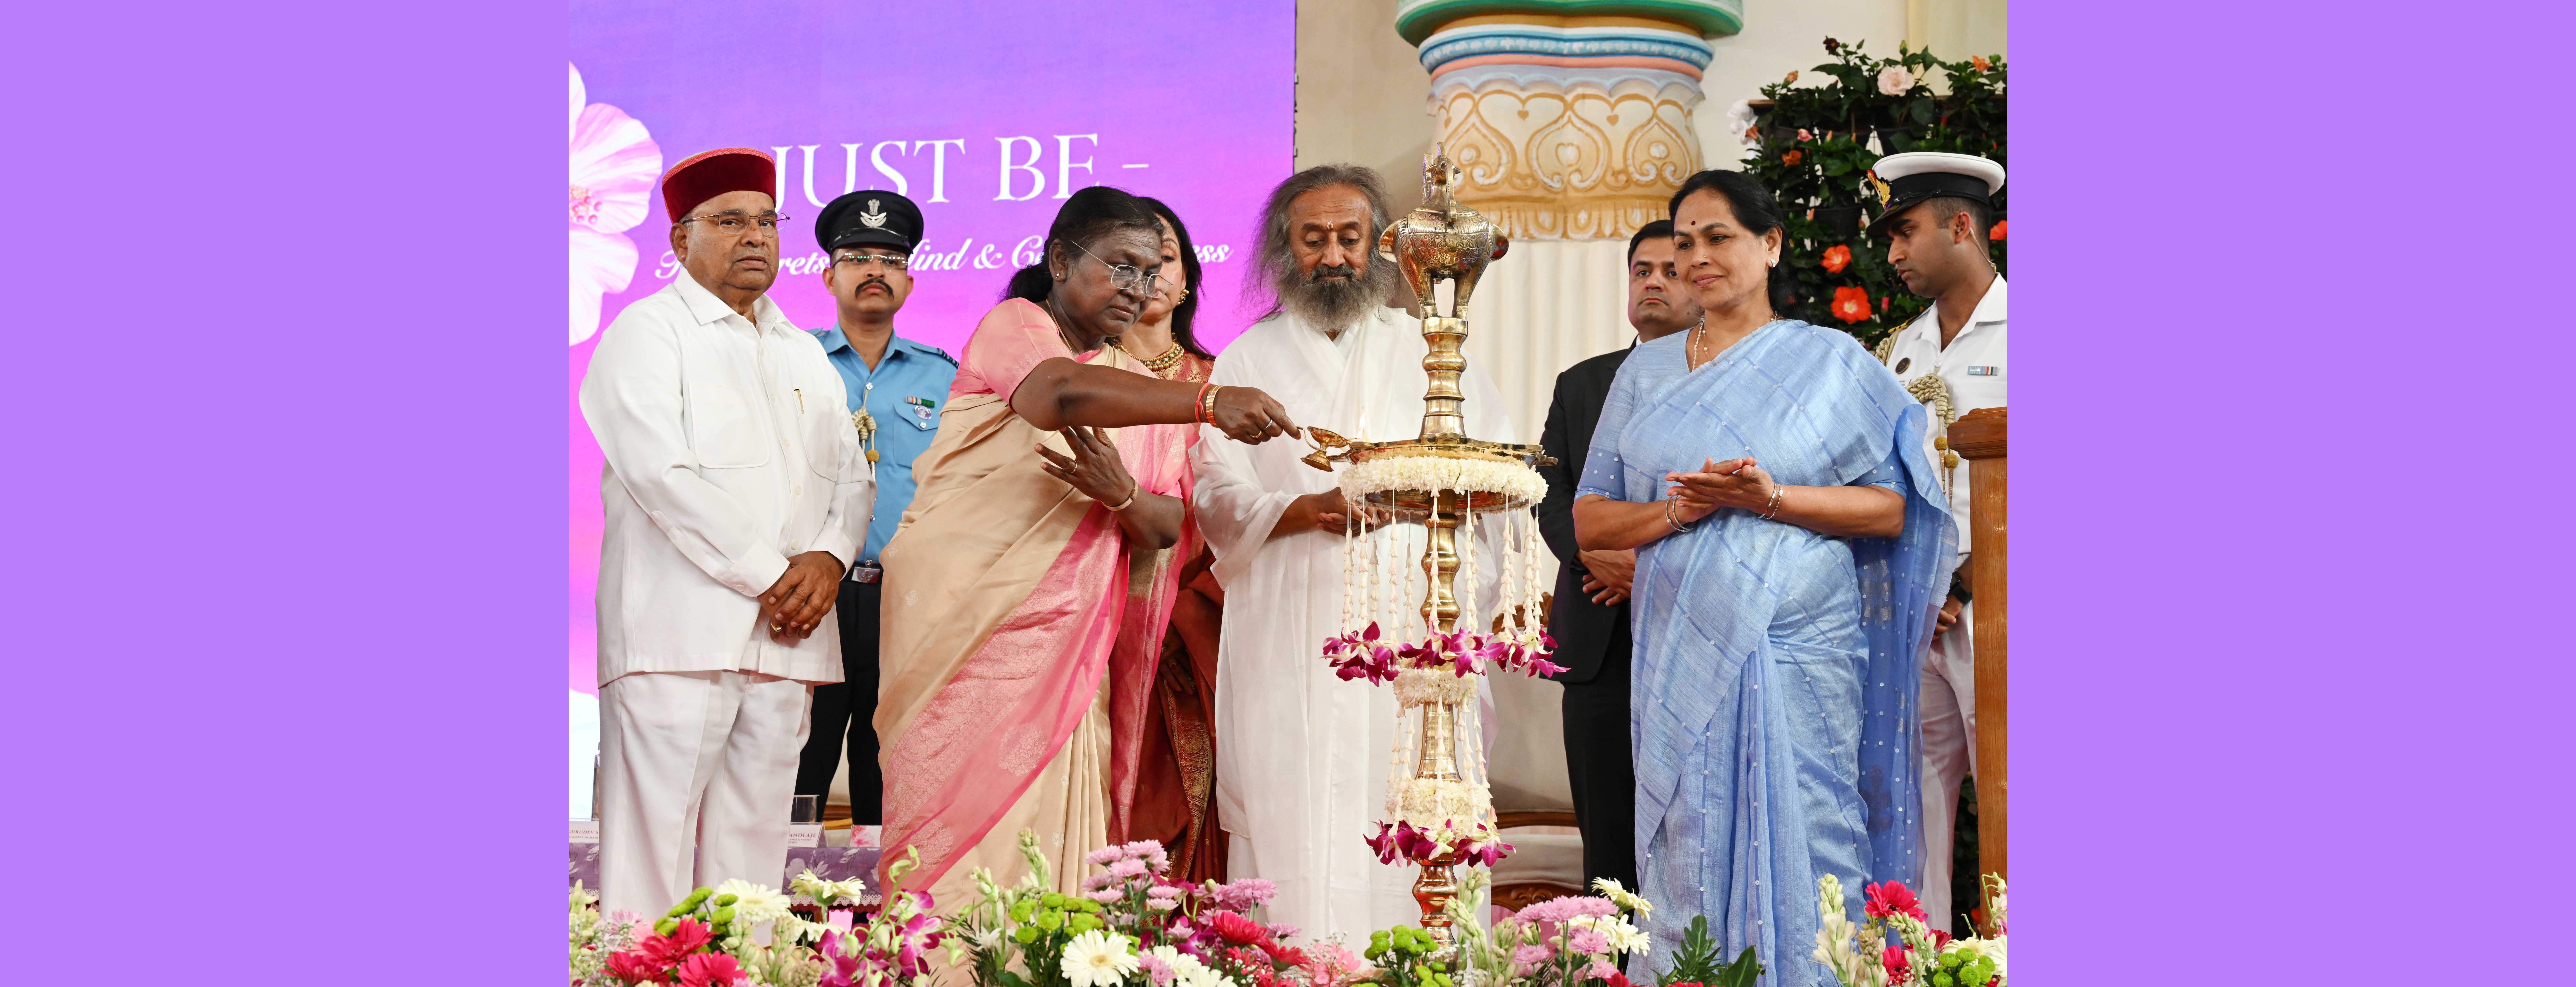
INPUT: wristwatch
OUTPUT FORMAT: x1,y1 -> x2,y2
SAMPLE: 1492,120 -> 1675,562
1948,566 -> 1973,606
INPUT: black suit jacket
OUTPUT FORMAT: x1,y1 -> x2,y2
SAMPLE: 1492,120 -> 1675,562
1536,346 -> 1633,684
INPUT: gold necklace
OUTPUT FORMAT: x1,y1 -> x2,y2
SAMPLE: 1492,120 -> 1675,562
1107,337 -> 1186,376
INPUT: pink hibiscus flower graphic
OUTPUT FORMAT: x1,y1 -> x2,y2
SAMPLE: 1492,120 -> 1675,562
570,62 -> 661,345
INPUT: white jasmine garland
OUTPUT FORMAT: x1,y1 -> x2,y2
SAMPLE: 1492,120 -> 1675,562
1338,454 -> 1547,505
1393,667 -> 1479,707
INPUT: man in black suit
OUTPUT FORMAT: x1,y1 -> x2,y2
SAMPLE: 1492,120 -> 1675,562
1534,219 -> 1702,890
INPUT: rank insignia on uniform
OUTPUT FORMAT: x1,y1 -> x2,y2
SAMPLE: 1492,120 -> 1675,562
904,396 -> 937,408
1966,366 -> 1998,376
1863,172 -> 1893,208
859,199 -> 888,228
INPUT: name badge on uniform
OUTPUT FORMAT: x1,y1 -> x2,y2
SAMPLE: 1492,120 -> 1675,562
1965,366 -> 1999,376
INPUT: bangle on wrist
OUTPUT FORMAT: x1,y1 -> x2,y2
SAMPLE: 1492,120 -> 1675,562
1193,383 -> 1214,423
1664,496 -> 1696,533
1105,480 -> 1140,512
1758,484 -> 1786,520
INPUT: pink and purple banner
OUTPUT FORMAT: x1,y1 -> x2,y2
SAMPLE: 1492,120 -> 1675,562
568,1 -> 1297,702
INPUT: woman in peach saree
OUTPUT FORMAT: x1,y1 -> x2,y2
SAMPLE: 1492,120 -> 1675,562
874,187 -> 1297,903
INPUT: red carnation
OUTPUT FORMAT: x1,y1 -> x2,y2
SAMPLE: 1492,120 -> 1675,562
1988,219 -> 2006,241
1821,244 -> 1851,274
1830,286 -> 1871,323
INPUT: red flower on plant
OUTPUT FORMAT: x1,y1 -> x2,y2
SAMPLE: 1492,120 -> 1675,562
676,952 -> 745,987
1830,286 -> 1871,324
1208,909 -> 1271,945
1863,881 -> 1927,922
1781,149 -> 1803,166
1880,944 -> 1910,982
604,949 -> 670,985
1820,244 -> 1851,274
1988,219 -> 2006,241
639,918 -> 715,968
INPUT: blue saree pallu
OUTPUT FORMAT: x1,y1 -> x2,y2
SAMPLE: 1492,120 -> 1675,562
1575,321 -> 1956,984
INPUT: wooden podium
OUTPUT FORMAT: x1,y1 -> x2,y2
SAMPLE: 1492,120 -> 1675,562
1947,406 -> 2007,914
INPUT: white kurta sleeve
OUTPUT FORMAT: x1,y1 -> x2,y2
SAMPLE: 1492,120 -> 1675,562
579,315 -> 793,598
1190,355 -> 1296,590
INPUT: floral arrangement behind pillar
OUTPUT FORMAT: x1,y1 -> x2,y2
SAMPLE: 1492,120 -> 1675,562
1722,38 -> 2007,348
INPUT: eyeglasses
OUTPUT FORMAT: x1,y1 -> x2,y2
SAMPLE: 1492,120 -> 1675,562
832,253 -> 911,271
679,210 -> 789,236
1070,239 -> 1163,293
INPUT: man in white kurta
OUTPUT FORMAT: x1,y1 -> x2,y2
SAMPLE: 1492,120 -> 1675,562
580,148 -> 874,917
1870,151 -> 2007,931
1191,165 -> 1511,946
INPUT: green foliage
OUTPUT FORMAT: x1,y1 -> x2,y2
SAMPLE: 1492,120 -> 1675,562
1653,916 -> 1760,987
1365,923 -> 1456,987
1738,38 -> 2007,348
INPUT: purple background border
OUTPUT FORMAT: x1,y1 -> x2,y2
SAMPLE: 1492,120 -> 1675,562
5,1 -> 2570,982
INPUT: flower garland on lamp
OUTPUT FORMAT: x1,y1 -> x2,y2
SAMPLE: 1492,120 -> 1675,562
1301,149 -> 1565,946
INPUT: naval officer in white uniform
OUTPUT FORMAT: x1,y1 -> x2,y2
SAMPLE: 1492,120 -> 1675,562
1868,150 -> 2005,932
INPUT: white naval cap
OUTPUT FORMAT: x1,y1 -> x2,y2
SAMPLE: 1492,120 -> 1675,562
1866,152 -> 2004,236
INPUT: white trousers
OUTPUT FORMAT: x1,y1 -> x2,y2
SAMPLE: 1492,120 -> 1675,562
598,670 -> 811,917
1917,600 -> 1977,931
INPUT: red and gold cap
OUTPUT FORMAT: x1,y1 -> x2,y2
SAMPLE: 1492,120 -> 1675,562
660,147 -> 776,222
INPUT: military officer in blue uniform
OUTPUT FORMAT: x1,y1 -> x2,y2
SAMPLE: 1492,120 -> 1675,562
793,189 -> 957,829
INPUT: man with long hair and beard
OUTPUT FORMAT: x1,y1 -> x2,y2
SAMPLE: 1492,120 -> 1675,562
1188,164 -> 1514,946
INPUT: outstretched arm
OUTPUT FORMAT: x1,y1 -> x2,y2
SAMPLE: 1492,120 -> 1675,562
1011,358 -> 1302,445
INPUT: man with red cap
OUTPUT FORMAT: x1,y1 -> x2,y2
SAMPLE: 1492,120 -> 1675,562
579,148 -> 874,916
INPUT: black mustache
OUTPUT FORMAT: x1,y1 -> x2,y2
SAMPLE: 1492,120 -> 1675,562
1310,264 -> 1359,282
854,277 -> 889,294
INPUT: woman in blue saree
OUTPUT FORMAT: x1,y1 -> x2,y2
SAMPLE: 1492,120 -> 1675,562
1573,171 -> 1956,983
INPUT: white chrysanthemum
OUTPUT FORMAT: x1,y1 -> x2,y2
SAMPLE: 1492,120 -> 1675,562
1150,945 -> 1227,987
1062,930 -> 1140,987
1588,878 -> 1653,917
715,879 -> 792,925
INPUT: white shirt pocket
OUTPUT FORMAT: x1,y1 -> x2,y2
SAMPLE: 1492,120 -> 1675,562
685,383 -> 771,469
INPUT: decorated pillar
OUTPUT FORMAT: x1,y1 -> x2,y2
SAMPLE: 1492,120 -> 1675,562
1392,0 -> 1743,446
